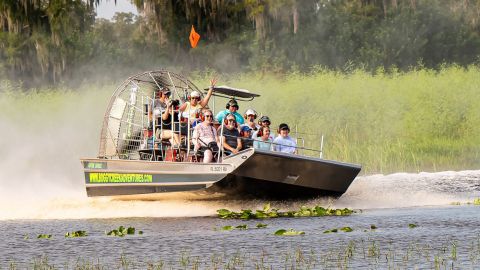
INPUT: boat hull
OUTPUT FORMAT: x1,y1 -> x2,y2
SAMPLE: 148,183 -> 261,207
81,149 -> 361,199
208,149 -> 361,199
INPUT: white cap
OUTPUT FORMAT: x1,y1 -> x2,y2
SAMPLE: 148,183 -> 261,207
245,109 -> 257,116
190,91 -> 201,98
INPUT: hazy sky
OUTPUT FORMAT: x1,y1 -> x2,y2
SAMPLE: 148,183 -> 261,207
96,0 -> 138,20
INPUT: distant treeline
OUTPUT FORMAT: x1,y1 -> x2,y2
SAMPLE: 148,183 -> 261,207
1,0 -> 480,87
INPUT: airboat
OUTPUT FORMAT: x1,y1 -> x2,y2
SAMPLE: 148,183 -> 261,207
80,70 -> 361,199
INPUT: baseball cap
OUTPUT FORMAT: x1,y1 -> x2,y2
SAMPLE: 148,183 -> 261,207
190,91 -> 201,98
245,109 -> 257,116
240,125 -> 252,132
279,123 -> 290,131
259,116 -> 271,123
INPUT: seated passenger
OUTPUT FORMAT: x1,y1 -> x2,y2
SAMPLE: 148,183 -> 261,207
215,99 -> 245,125
240,109 -> 260,132
252,115 -> 274,140
192,109 -> 219,163
273,123 -> 297,154
253,126 -> 273,151
219,114 -> 242,155
240,125 -> 253,150
179,78 -> 216,124
150,87 -> 170,120
156,99 -> 182,147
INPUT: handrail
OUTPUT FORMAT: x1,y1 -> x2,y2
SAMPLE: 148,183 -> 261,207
220,133 -> 325,155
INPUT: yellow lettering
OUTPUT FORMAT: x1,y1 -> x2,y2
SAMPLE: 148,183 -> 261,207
89,173 -> 153,183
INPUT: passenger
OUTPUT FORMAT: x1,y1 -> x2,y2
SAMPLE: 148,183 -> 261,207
253,126 -> 273,151
220,114 -> 242,155
240,109 -> 260,131
156,99 -> 182,147
215,99 -> 245,125
240,125 -> 253,150
273,123 -> 297,154
151,87 -> 170,120
179,78 -> 216,123
252,115 -> 274,140
192,109 -> 219,163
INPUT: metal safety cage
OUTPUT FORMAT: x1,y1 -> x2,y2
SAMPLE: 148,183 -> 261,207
97,70 -> 200,159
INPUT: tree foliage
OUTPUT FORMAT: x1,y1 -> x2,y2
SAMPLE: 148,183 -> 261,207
1,0 -> 480,87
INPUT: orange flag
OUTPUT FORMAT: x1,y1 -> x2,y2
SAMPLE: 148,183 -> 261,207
189,25 -> 200,48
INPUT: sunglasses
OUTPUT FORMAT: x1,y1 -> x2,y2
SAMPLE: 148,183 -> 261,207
227,119 -> 236,122
204,114 -> 212,118
191,97 -> 200,100
247,114 -> 256,117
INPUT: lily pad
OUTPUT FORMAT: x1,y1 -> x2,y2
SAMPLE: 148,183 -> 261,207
408,223 -> 418,228
370,225 -> 377,230
221,226 -> 234,231
256,223 -> 268,229
106,226 -> 140,237
275,229 -> 305,236
323,228 -> 338,234
340,226 -> 353,232
235,224 -> 248,230
65,231 -> 87,238
216,205 -> 355,219
37,234 -> 52,239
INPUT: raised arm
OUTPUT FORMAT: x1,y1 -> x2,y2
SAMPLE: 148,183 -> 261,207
200,78 -> 216,108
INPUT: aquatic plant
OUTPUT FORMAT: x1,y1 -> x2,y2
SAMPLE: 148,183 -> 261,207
219,223 -> 267,231
217,204 -> 354,220
323,227 -> 353,233
37,234 -> 52,239
65,231 -> 87,238
408,223 -> 418,228
340,227 -> 353,232
274,229 -> 305,236
7,235 -> 480,269
370,225 -> 377,230
106,226 -> 137,237
473,198 -> 480,205
256,223 -> 268,229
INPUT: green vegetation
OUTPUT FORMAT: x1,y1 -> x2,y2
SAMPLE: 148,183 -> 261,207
65,231 -> 87,238
36,234 -> 52,239
323,227 -> 354,233
106,226 -> 137,237
274,229 -> 305,236
409,223 -> 418,229
2,64 -> 479,173
219,223 -> 268,231
216,66 -> 480,173
2,1 -> 480,87
217,204 -> 354,219
8,238 -> 478,269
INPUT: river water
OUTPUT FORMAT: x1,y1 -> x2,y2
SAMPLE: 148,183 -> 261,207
1,170 -> 480,269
